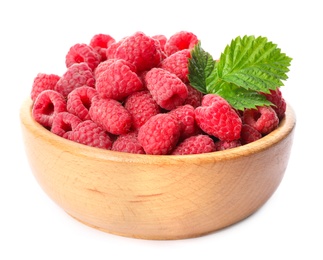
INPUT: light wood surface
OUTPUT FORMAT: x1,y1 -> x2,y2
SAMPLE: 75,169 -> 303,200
20,98 -> 296,240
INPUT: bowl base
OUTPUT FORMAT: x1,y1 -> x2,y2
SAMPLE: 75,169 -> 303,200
67,210 -> 256,240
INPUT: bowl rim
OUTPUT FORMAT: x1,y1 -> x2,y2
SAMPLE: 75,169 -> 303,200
20,98 -> 296,164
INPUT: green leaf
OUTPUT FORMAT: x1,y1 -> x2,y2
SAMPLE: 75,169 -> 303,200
188,42 -> 217,94
188,35 -> 292,110
215,35 -> 292,93
212,83 -> 273,111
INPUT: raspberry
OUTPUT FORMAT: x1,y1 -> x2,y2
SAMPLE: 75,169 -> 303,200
262,88 -> 286,120
55,62 -> 95,97
95,59 -> 143,101
31,73 -> 60,102
124,90 -> 161,130
164,31 -> 199,56
159,49 -> 191,83
114,32 -> 163,72
243,106 -> 279,135
94,60 -> 113,79
51,112 -> 82,138
89,34 -> 115,61
94,59 -> 137,79
171,135 -> 216,155
65,43 -> 101,71
69,120 -> 112,149
112,132 -> 145,154
168,104 -> 200,140
138,113 -> 181,155
195,94 -> 242,141
32,90 -> 67,129
152,34 -> 167,52
214,140 -> 241,151
66,86 -> 98,121
184,84 -> 203,108
29,30 -> 288,155
144,68 -> 188,110
240,124 -> 262,145
105,39 -> 124,60
89,98 -> 132,135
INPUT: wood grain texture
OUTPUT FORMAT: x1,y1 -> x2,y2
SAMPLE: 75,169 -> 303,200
20,98 -> 296,240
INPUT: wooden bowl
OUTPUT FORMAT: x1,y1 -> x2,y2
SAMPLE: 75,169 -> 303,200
20,98 -> 296,240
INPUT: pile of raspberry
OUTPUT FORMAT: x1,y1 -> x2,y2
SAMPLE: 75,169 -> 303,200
30,31 -> 286,155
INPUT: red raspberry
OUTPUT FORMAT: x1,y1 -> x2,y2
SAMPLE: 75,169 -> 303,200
168,104 -> 200,140
32,90 -> 67,129
152,34 -> 167,52
243,106 -> 279,135
55,62 -> 95,97
89,34 -> 115,61
69,120 -> 113,150
171,135 -> 216,155
112,132 -> 145,154
184,84 -> 203,108
105,39 -> 124,60
164,31 -> 199,56
124,90 -> 161,130
66,86 -> 98,121
31,73 -> 60,102
195,94 -> 242,141
95,59 -> 143,101
51,112 -> 82,139
138,113 -> 181,155
94,59 -> 137,79
114,32 -> 163,72
89,98 -> 132,135
214,140 -> 241,151
159,49 -> 191,83
65,43 -> 101,71
262,88 -> 286,120
240,124 -> 262,145
94,60 -> 113,78
144,68 -> 188,110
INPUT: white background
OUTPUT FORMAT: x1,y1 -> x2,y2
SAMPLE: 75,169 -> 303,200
1,0 -> 322,259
